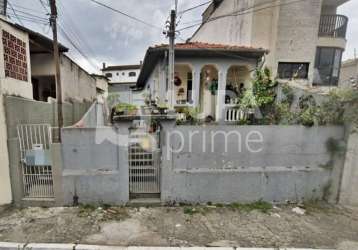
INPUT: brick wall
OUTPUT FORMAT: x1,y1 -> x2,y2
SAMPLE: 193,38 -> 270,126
2,30 -> 28,82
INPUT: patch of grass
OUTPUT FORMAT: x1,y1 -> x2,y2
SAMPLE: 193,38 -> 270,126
183,207 -> 200,215
78,204 -> 96,217
229,201 -> 273,213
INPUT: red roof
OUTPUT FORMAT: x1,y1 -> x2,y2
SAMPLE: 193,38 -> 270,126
153,42 -> 266,52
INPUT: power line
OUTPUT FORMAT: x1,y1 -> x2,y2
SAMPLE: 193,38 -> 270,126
88,0 -> 162,30
39,0 -> 50,14
7,1 -> 24,25
9,2 -> 48,15
57,1 -> 99,66
8,8 -> 49,22
7,13 -> 49,25
178,0 -> 308,32
58,23 -> 100,71
178,0 -> 211,14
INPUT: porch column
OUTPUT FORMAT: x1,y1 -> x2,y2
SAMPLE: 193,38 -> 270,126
216,68 -> 227,123
192,69 -> 201,108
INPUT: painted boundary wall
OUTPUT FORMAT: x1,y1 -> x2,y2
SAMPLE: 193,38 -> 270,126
76,102 -> 107,128
57,120 -> 346,205
5,96 -> 92,206
58,123 -> 131,205
160,123 -> 346,204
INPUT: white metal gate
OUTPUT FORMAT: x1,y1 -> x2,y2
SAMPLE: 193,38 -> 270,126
17,124 -> 54,199
128,129 -> 161,194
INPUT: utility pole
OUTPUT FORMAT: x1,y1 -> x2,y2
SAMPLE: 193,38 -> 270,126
167,9 -> 176,108
49,0 -> 63,142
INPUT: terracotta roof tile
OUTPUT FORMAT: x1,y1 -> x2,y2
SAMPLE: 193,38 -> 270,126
152,42 -> 266,51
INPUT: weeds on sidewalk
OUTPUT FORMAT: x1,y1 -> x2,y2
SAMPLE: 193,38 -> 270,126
77,204 -> 129,221
182,201 -> 273,215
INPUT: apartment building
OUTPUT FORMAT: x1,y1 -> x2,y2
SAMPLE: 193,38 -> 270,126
190,0 -> 349,87
102,63 -> 144,105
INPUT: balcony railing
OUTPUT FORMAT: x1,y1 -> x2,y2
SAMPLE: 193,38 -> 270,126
319,15 -> 348,39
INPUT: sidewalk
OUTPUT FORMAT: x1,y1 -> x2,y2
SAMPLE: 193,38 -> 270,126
0,242 -> 339,250
0,204 -> 357,249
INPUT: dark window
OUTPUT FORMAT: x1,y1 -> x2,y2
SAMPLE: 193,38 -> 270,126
314,47 -> 342,86
105,73 -> 112,78
187,72 -> 193,104
129,72 -> 136,77
278,62 -> 309,79
116,72 -> 119,76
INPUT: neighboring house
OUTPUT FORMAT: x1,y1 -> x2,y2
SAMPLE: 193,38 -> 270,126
190,0 -> 350,88
0,13 -> 98,204
0,16 -> 33,205
102,63 -> 144,105
30,42 -> 97,103
91,74 -> 109,102
339,59 -> 358,89
136,42 -> 266,122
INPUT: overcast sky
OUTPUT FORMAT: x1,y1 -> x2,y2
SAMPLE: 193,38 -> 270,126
8,0 -> 358,74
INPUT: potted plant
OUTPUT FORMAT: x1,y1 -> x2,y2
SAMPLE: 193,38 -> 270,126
114,103 -> 138,116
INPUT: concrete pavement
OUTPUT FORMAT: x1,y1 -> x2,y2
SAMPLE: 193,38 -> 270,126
0,242 -> 340,250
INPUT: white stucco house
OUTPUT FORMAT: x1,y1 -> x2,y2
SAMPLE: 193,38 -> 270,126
136,42 -> 266,122
190,0 -> 350,88
102,64 -> 144,106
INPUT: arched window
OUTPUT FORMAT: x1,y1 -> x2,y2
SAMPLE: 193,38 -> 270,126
105,73 -> 112,78
129,72 -> 136,77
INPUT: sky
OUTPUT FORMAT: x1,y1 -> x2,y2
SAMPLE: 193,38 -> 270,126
7,0 -> 358,74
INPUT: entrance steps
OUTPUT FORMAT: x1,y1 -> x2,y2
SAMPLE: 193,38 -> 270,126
128,195 -> 161,207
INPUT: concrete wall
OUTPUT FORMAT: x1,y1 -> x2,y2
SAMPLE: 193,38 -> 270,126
160,124 -> 346,203
108,83 -> 135,104
0,20 -> 33,205
340,60 -> 358,88
57,119 -> 347,205
77,102 -> 106,128
31,53 -> 97,102
60,126 -> 130,205
339,130 -> 358,206
4,96 -> 92,206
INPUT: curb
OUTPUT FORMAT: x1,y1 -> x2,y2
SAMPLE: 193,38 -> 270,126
0,242 -> 336,250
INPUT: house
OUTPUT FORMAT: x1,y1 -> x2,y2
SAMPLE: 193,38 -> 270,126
339,59 -> 358,89
91,74 -> 109,102
102,63 -> 144,105
0,12 -> 98,204
136,42 -> 267,122
190,0 -> 350,88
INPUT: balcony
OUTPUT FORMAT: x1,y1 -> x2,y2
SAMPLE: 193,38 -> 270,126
319,15 -> 348,39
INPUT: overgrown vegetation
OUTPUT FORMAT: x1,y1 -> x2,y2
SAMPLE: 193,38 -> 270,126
182,201 -> 273,215
252,67 -> 278,116
78,203 -> 129,221
107,93 -> 121,109
176,107 -> 200,125
114,103 -> 138,115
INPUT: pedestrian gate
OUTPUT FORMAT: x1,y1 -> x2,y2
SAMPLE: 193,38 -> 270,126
128,129 -> 161,194
17,124 -> 54,199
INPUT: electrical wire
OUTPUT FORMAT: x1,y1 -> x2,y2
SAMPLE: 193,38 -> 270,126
57,1 -> 99,67
88,0 -> 162,30
58,23 -> 100,71
178,0 -> 211,14
7,1 -> 24,25
177,0 -> 309,32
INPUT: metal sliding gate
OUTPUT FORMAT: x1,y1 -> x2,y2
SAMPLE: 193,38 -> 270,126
17,124 -> 54,199
128,128 -> 161,194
